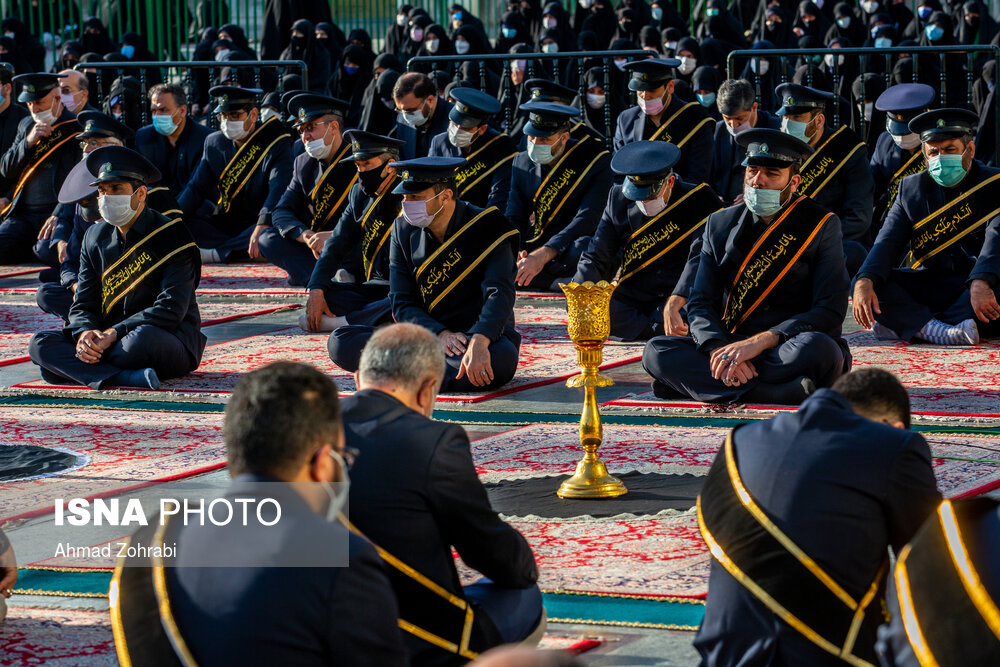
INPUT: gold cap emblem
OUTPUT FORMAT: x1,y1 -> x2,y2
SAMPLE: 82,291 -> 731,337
937,118 -> 946,128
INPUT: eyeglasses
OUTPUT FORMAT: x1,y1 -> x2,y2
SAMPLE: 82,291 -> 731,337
79,139 -> 107,150
218,110 -> 248,122
296,119 -> 333,136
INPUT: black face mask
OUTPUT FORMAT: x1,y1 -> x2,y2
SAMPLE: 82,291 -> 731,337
291,35 -> 307,49
80,202 -> 101,222
967,15 -> 980,28
359,166 -> 386,198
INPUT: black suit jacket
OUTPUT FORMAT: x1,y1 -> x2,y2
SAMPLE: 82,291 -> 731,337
134,118 -> 213,195
342,391 -> 538,648
0,101 -> 30,197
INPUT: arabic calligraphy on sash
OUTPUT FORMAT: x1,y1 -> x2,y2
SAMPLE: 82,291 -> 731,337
794,126 -> 864,199
908,171 -> 1000,267
216,118 -> 291,213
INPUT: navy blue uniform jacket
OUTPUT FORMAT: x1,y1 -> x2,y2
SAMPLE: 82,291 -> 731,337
177,123 -> 293,228
613,96 -> 715,184
67,206 -> 205,366
805,125 -> 876,245
428,127 -> 514,212
0,102 -> 30,197
0,107 -> 80,212
307,182 -> 398,290
170,474 -> 407,666
573,180 -> 707,304
689,198 -> 850,350
709,110 -> 781,204
272,148 -> 356,240
504,142 -> 613,253
396,98 -> 454,160
858,160 -> 1000,286
389,201 -> 516,341
134,118 -> 213,195
695,389 -> 940,666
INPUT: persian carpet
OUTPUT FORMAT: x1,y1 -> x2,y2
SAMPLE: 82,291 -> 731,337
0,607 -> 116,666
0,407 -> 224,525
196,263 -> 301,294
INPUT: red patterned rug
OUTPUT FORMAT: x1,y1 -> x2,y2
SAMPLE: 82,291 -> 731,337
0,607 -> 115,666
197,263 -> 301,294
464,423 -> 1000,599
604,331 -> 1000,418
13,307 -> 644,404
0,301 -> 301,368
0,407 -> 225,525
0,264 -> 44,279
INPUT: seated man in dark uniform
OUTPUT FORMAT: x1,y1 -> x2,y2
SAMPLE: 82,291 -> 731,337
776,82 -> 876,275
869,83 -> 935,238
643,129 -> 852,406
344,323 -> 543,664
876,496 -> 1000,666
0,526 -> 15,620
28,146 -> 205,390
508,78 -> 604,147
302,130 -> 405,332
696,368 -> 940,666
572,140 -> 723,341
0,73 -> 81,266
505,101 -> 612,291
36,111 -> 136,321
261,94 -> 357,287
135,83 -> 213,196
329,157 -> 521,393
394,72 -> 454,160
177,86 -> 293,264
854,108 -> 1000,345
428,87 -> 517,212
613,58 -> 715,185
0,68 -> 31,212
710,79 -> 781,206
113,362 -> 407,666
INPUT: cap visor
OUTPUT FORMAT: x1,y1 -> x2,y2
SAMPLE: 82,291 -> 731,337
523,122 -> 556,138
742,156 -> 793,168
58,161 -> 99,204
621,179 -> 655,201
628,79 -> 662,92
391,181 -> 434,195
886,119 -> 910,135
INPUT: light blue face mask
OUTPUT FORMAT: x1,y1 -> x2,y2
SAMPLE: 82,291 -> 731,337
918,6 -> 933,19
928,151 -> 968,187
780,116 -> 813,143
744,180 -> 789,218
706,7 -> 720,16
152,113 -> 177,136
696,92 -> 716,107
925,23 -> 944,41
875,37 -> 892,48
502,26 -> 517,38
652,7 -> 663,19
120,44 -> 135,58
836,16 -> 850,28
527,138 -> 556,164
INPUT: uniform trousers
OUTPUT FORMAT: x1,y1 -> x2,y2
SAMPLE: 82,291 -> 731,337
185,213 -> 254,263
35,282 -> 74,322
321,283 -> 392,326
256,226 -> 316,287
872,269 -> 1000,341
329,326 -> 521,392
29,325 -> 198,389
0,208 -> 52,264
463,580 -> 543,644
642,331 -> 850,403
609,296 -> 672,341
844,240 -> 869,278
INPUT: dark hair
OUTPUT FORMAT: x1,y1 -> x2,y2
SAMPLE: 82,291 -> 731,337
224,362 -> 342,477
0,67 -> 11,86
148,83 -> 187,108
832,368 -> 911,429
393,71 -> 436,100
717,79 -> 755,115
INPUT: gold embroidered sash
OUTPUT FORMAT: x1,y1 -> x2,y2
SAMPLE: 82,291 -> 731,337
216,117 -> 290,213
1,119 -> 81,218
100,218 -> 195,315
908,171 -> 1000,268
795,126 -> 865,199
531,135 -> 608,244
309,143 -> 359,231
648,100 -> 714,149
360,184 -> 400,282
454,133 -> 516,204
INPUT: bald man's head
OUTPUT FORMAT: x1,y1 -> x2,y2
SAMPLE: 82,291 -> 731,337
58,69 -> 89,113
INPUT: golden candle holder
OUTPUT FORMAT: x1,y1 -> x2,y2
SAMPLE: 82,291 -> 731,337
556,280 -> 627,499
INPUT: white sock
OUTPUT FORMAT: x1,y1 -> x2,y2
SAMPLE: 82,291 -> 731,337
199,248 -> 221,264
298,313 -> 348,332
915,318 -> 979,346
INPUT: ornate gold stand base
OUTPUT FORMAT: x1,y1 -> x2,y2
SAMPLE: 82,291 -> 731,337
557,454 -> 628,498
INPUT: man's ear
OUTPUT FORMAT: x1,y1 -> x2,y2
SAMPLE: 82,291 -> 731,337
789,173 -> 802,191
666,80 -> 675,96
967,139 -> 976,161
309,443 -> 334,482
416,376 -> 438,414
814,112 -> 825,131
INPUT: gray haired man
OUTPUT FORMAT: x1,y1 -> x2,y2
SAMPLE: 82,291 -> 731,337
709,79 -> 781,205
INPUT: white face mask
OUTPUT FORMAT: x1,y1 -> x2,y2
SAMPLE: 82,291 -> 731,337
862,102 -> 874,120
401,100 -> 428,127
544,16 -> 557,28
580,0 -> 593,7
614,58 -> 627,71
666,41 -> 678,51
98,193 -> 137,227
751,59 -> 770,75
678,56 -> 697,75
586,92 -> 605,109
261,108 -> 280,123
455,39 -> 470,54
512,59 -> 528,72
448,123 -> 476,147
396,14 -> 406,26
31,107 -> 57,126
221,118 -> 249,141
542,42 -> 558,54
426,38 -> 440,53
60,91 -> 81,112
892,132 -> 921,149
214,49 -> 231,62
636,195 -> 667,216
303,124 -> 334,160
824,53 -> 844,68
